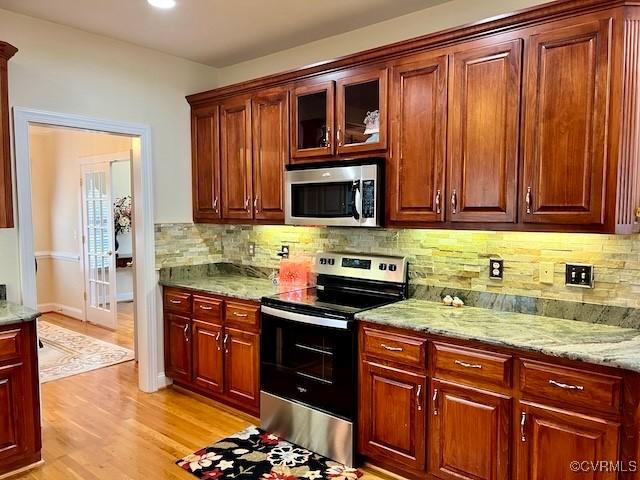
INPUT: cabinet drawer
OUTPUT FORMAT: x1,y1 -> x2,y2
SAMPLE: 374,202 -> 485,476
432,342 -> 512,389
164,289 -> 192,314
0,328 -> 21,364
193,295 -> 223,323
225,302 -> 259,329
362,327 -> 427,369
519,360 -> 622,414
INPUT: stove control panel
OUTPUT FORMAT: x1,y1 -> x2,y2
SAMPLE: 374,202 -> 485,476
316,253 -> 408,283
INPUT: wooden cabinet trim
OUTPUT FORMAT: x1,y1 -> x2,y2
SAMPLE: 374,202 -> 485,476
192,104 -> 221,222
0,329 -> 21,365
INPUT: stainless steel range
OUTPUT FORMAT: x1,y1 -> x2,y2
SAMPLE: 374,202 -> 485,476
260,253 -> 409,467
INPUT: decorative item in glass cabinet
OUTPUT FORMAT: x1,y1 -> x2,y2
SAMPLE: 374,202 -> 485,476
363,110 -> 380,143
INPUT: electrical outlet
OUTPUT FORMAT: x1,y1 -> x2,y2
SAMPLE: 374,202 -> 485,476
565,263 -> 594,288
277,245 -> 290,259
539,262 -> 554,284
247,242 -> 255,257
489,259 -> 503,280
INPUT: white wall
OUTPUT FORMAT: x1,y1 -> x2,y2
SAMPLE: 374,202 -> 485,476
217,0 -> 548,85
0,8 -> 218,301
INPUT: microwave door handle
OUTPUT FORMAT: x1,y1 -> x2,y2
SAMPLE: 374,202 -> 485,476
352,180 -> 361,221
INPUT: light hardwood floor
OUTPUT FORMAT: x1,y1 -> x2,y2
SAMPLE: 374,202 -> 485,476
12,306 -> 390,479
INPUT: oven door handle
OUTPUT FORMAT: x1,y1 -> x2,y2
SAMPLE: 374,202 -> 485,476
261,305 -> 350,330
351,180 -> 361,222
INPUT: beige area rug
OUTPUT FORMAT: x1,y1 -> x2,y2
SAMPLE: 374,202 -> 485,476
38,320 -> 135,383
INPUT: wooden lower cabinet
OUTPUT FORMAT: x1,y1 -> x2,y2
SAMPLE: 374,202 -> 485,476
164,313 -> 192,383
163,288 -> 260,416
192,320 -> 223,394
429,380 -> 511,480
224,328 -> 260,409
517,401 -> 620,480
0,322 -> 41,476
359,361 -> 427,474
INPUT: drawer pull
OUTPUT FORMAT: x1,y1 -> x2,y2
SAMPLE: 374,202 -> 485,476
520,412 -> 527,442
199,305 -> 214,311
454,359 -> 482,369
169,299 -> 182,304
232,312 -> 249,318
416,384 -> 422,411
432,388 -> 439,416
549,379 -> 584,391
380,343 -> 403,352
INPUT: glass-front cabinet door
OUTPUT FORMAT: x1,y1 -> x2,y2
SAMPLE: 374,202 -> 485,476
336,68 -> 387,154
291,81 -> 335,160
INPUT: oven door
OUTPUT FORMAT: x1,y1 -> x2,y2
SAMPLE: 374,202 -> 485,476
285,163 -> 380,227
260,308 -> 356,421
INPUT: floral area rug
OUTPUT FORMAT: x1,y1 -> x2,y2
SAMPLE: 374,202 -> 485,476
177,426 -> 363,480
38,320 -> 135,383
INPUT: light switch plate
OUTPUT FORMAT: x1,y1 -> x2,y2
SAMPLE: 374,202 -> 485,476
565,263 -> 594,288
539,262 -> 554,284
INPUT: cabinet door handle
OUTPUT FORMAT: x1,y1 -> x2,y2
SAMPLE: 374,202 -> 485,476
432,388 -> 439,416
451,190 -> 457,214
380,343 -> 403,352
325,127 -> 331,149
223,333 -> 229,353
525,186 -> 532,214
199,305 -> 213,311
183,323 -> 190,342
337,127 -> 343,147
233,312 -> 249,318
549,379 -> 584,391
244,198 -> 250,212
435,189 -> 441,214
215,331 -> 221,351
254,197 -> 260,213
416,384 -> 423,411
169,299 -> 182,305
213,197 -> 219,214
520,411 -> 527,442
454,359 -> 482,369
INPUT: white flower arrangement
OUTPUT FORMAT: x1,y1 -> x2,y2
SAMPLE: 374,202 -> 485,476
113,196 -> 132,235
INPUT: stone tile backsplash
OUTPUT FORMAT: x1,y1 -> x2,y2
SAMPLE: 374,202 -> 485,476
155,224 -> 640,308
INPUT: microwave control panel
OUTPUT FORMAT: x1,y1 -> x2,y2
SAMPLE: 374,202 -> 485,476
362,180 -> 375,218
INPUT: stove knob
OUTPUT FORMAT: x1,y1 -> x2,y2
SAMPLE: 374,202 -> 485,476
328,258 -> 335,266
320,258 -> 327,265
389,264 -> 397,272
379,263 -> 387,271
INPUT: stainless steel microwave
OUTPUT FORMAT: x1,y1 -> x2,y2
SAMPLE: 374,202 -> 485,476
285,160 -> 382,227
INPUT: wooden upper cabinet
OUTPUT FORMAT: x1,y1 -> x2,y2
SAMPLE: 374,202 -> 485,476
291,81 -> 334,160
449,39 -> 522,223
336,68 -> 388,155
517,401 -> 620,480
192,105 -> 221,222
0,43 -> 17,229
389,53 -> 448,224
429,380 -> 511,480
220,96 -> 253,220
359,361 -> 427,473
522,19 -> 611,226
251,87 -> 288,221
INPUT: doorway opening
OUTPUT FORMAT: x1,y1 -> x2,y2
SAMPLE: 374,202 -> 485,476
29,125 -> 136,382
13,108 -> 160,393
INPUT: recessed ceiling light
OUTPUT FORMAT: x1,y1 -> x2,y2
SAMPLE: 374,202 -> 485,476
147,0 -> 176,9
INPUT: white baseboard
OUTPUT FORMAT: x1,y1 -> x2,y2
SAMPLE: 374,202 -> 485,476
117,292 -> 134,302
157,372 -> 173,389
38,303 -> 84,321
34,250 -> 80,262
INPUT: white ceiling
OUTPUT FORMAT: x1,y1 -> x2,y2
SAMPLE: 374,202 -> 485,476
0,0 -> 450,67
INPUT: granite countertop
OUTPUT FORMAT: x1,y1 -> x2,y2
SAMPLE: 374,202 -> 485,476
355,299 -> 640,373
0,301 -> 41,327
159,274 -> 282,302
